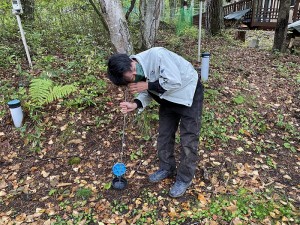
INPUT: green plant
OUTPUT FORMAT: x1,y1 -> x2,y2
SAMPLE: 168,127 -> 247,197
68,157 -> 81,165
29,78 -> 76,106
130,145 -> 144,160
111,200 -> 129,214
283,142 -> 296,152
19,123 -> 45,152
76,188 -> 92,199
233,95 -> 245,104
52,210 -> 96,224
266,156 -> 277,169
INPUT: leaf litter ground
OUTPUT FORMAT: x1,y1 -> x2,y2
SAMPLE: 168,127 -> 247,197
0,30 -> 299,224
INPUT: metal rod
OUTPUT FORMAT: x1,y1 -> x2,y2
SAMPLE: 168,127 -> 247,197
16,14 -> 32,68
198,1 -> 203,63
120,89 -> 128,162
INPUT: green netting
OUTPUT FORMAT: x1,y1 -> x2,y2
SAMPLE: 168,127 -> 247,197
176,7 -> 193,34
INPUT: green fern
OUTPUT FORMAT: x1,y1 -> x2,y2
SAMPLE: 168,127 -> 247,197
29,78 -> 76,106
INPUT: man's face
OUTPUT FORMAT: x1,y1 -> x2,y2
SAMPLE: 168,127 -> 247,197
123,60 -> 137,83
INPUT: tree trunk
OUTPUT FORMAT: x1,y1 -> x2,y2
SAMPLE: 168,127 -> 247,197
206,0 -> 224,36
98,0 -> 133,54
139,0 -> 163,50
125,0 -> 137,21
21,0 -> 35,21
272,0 -> 291,52
169,0 -> 176,20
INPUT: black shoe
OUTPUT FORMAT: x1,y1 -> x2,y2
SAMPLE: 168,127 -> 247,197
148,169 -> 174,183
169,180 -> 192,198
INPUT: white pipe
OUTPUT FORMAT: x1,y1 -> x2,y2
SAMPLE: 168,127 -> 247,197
16,14 -> 32,68
198,1 -> 203,63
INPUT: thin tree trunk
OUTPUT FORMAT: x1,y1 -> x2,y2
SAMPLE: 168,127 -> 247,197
169,0 -> 176,19
272,0 -> 291,52
139,0 -> 162,50
98,0 -> 133,54
125,0 -> 137,21
206,0 -> 224,36
21,0 -> 35,22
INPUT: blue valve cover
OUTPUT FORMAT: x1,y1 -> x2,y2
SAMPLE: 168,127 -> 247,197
112,162 -> 126,176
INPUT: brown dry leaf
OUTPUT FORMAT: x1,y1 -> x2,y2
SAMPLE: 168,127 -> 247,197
57,183 -> 73,187
197,194 -> 207,205
128,170 -> 135,178
118,220 -> 126,225
0,190 -> 7,197
225,204 -> 237,213
232,217 -> 243,225
67,139 -> 82,144
168,207 -> 178,218
103,140 -> 110,147
60,124 -> 68,131
209,220 -> 218,225
262,217 -> 272,225
41,170 -> 50,178
0,180 -> 8,189
181,202 -> 190,210
15,213 -> 27,222
49,175 -> 60,187
156,220 -> 165,225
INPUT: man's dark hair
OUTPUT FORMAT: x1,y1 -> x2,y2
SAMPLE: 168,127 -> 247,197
107,53 -> 132,86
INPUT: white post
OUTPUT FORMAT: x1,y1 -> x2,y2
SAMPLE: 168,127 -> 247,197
198,1 -> 203,63
15,14 -> 32,68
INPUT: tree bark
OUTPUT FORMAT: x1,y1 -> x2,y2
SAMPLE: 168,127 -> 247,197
98,0 -> 133,54
272,0 -> 291,52
21,0 -> 35,21
169,0 -> 176,20
139,0 -> 163,50
206,0 -> 224,36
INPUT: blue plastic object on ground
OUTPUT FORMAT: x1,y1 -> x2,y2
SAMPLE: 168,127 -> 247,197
112,162 -> 126,177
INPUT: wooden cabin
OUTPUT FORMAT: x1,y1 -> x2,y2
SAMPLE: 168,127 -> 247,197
193,0 -> 300,30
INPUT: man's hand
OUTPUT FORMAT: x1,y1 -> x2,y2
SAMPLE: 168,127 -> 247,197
128,82 -> 148,94
120,102 -> 138,114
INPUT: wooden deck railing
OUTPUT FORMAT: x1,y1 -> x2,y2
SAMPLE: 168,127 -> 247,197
223,0 -> 253,16
223,0 -> 300,29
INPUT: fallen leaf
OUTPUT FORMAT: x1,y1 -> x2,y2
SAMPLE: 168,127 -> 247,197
197,194 -> 207,205
232,217 -> 243,225
0,180 -> 8,189
67,139 -> 82,144
49,176 -> 60,187
168,207 -> 177,218
57,183 -> 73,187
60,124 -> 68,131
41,170 -> 50,178
128,170 -> 135,178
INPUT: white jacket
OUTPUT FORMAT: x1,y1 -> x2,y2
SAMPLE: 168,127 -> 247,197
130,47 -> 198,108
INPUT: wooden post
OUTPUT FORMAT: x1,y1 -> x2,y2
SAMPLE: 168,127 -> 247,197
292,0 -> 300,22
234,30 -> 246,42
251,0 -> 257,28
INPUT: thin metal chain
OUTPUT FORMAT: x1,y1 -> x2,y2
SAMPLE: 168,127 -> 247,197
120,89 -> 127,162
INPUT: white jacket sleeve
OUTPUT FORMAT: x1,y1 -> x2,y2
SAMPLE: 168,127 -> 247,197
135,90 -> 153,110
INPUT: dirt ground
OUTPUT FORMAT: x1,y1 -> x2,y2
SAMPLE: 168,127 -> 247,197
0,30 -> 299,224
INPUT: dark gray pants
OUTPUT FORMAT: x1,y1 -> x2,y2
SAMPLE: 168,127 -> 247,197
157,81 -> 204,183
